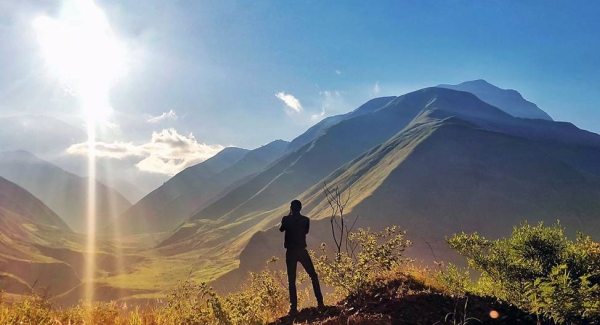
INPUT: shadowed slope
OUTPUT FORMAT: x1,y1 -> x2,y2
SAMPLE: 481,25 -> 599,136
113,146 -> 250,235
285,96 -> 397,153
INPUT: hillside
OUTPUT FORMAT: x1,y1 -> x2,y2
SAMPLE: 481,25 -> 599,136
158,87 -> 547,252
214,111 -> 600,291
113,141 -> 288,235
0,151 -> 131,233
0,176 -> 82,297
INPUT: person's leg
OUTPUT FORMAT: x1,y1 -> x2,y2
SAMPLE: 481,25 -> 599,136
298,248 -> 324,307
285,249 -> 298,312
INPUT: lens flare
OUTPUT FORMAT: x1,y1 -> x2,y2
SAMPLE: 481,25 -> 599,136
489,310 -> 500,319
32,0 -> 128,305
32,0 -> 127,122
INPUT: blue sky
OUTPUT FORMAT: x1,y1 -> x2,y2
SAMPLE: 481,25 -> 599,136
0,0 -> 599,177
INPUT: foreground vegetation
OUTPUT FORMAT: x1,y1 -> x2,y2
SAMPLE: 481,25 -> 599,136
1,222 -> 599,324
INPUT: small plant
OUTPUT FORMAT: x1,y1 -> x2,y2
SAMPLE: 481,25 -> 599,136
442,297 -> 482,325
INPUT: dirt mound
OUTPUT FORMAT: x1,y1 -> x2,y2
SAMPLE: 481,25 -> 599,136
270,277 -> 536,325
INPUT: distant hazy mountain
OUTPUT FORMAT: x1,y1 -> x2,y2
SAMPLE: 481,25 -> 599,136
0,176 -> 81,296
438,79 -> 553,120
0,176 -> 70,231
0,150 -> 131,232
0,115 -> 86,156
116,140 -> 293,236
113,146 -> 256,235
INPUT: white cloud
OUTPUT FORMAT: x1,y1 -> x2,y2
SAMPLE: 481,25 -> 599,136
310,90 -> 346,122
311,107 -> 326,122
373,81 -> 380,95
147,109 -> 178,123
275,92 -> 303,113
66,128 -> 225,175
335,70 -> 342,75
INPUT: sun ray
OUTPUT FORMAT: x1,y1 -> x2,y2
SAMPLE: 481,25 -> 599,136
32,0 -> 128,305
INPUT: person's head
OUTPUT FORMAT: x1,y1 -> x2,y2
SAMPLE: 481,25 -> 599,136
290,199 -> 302,213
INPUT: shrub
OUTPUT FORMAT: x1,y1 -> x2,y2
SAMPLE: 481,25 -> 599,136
223,269 -> 288,324
314,226 -> 411,296
447,221 -> 600,324
158,279 -> 229,325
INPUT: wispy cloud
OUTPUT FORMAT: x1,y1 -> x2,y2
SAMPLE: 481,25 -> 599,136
373,81 -> 380,95
335,70 -> 342,75
311,90 -> 345,122
66,128 -> 225,175
147,109 -> 178,123
275,92 -> 303,113
311,107 -> 326,122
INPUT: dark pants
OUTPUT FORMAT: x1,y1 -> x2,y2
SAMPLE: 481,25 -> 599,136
286,248 -> 324,309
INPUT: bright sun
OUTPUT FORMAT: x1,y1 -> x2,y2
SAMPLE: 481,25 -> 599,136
32,0 -> 127,122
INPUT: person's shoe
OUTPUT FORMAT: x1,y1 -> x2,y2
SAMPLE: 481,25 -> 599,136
317,302 -> 326,310
288,307 -> 298,315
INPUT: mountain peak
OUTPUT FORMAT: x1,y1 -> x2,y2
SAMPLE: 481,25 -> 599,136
437,80 -> 553,121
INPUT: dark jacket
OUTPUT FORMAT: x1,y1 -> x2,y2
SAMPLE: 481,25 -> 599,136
279,213 -> 309,249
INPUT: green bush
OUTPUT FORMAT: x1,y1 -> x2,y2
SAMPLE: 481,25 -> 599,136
447,221 -> 600,324
314,226 -> 411,295
223,269 -> 288,324
158,279 -> 229,325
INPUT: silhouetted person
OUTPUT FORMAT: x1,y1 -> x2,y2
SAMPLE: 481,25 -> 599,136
279,199 -> 324,314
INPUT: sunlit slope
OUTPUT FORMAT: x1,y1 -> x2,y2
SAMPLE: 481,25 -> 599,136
0,150 -> 131,232
438,79 -> 553,120
215,114 -> 600,290
114,141 -> 288,235
160,88 -> 521,249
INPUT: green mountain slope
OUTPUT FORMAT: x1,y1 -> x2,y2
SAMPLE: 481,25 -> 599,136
159,87 -> 524,250
213,114 -> 600,291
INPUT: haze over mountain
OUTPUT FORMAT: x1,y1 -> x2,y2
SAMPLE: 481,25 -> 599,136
0,115 -> 86,157
0,150 -> 132,232
0,176 -> 80,297
438,79 -> 553,121
114,140 -> 289,235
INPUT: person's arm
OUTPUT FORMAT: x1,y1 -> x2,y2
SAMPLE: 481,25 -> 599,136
279,216 -> 285,232
306,218 -> 310,234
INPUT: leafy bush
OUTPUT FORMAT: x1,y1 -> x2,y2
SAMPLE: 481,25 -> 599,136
158,279 -> 229,325
447,221 -> 600,324
314,226 -> 411,295
223,269 -> 288,324
435,263 -> 471,297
